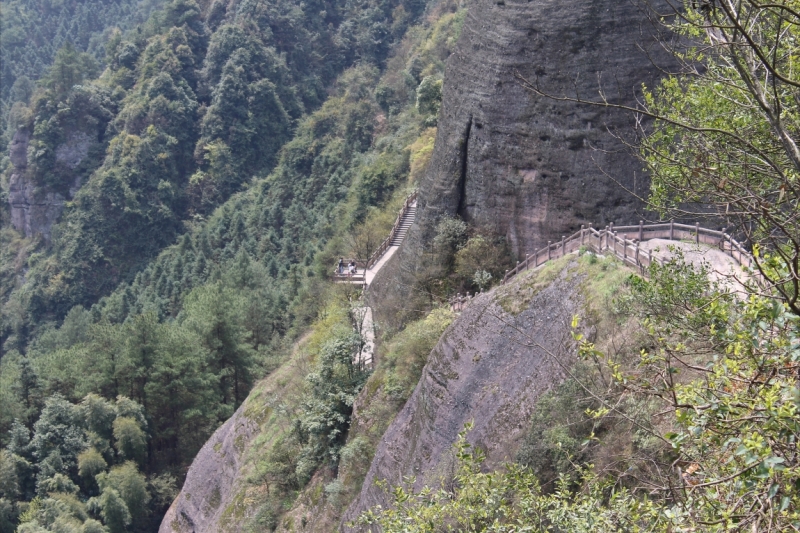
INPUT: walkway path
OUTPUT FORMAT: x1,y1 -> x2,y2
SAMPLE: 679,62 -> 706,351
336,192 -> 417,367
352,306 -> 375,366
365,199 -> 415,285
333,194 -> 417,286
342,204 -> 758,362
502,220 -> 755,285
450,221 -> 758,312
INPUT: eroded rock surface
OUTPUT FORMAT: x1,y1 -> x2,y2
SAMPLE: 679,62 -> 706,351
371,0 -> 673,322
159,403 -> 259,533
7,128 -> 97,241
343,264 -> 584,525
427,0 -> 671,246
7,129 -> 65,242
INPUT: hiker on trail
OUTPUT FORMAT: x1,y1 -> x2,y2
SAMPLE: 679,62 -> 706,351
338,257 -> 344,274
348,260 -> 356,276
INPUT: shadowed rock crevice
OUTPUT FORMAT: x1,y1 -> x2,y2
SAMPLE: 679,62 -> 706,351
456,115 -> 473,218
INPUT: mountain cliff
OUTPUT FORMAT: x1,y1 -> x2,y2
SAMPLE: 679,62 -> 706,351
343,250 -> 636,526
370,0 -> 673,325
421,0 -> 670,244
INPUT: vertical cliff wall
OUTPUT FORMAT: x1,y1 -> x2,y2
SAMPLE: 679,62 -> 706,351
7,129 -> 67,242
7,119 -> 107,242
425,0 -> 670,246
370,0 -> 672,320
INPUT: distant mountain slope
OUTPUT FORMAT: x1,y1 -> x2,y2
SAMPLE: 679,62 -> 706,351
0,0 -> 458,531
0,0 -> 429,350
0,0 -> 164,130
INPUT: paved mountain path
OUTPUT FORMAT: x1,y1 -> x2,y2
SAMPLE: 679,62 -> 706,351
348,198 -> 417,366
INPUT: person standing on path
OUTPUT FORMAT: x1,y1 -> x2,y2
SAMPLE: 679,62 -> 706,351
338,257 -> 344,274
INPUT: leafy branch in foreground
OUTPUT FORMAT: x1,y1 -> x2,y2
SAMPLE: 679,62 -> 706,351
355,423 -> 665,532
573,256 -> 800,532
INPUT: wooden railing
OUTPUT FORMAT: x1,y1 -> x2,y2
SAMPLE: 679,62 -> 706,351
449,292 -> 476,312
501,220 -> 755,285
332,190 -> 418,282
365,190 -> 418,269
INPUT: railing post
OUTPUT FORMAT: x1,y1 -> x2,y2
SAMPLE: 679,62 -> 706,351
669,220 -> 674,240
720,228 -> 727,251
548,241 -> 552,260
525,254 -> 530,270
604,227 -> 609,250
639,220 -> 643,242
580,225 -> 585,246
623,237 -> 627,261
561,236 -> 565,257
635,241 -> 639,264
695,222 -> 700,244
503,270 -> 509,284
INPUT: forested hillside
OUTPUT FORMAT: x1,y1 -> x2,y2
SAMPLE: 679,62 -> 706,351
0,0 -> 167,148
2,0 -> 430,346
0,0 -> 461,530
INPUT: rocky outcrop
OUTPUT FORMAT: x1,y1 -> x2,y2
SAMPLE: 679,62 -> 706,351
343,260 -> 585,524
428,0 -> 672,246
7,128 -> 94,242
8,129 -> 64,242
370,0 -> 673,322
159,403 -> 259,533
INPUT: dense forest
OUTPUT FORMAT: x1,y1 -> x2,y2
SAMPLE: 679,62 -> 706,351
0,0 -> 460,529
0,0 -> 167,150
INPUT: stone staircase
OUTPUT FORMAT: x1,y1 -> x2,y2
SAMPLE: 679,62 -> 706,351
390,202 -> 416,246
332,191 -> 418,284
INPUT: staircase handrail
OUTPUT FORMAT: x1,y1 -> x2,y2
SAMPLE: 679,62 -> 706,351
365,190 -> 418,269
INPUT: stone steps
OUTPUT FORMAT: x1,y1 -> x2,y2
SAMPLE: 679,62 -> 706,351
390,207 -> 416,245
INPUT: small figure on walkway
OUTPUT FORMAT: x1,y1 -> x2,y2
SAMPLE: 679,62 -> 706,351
338,257 -> 344,274
348,260 -> 356,276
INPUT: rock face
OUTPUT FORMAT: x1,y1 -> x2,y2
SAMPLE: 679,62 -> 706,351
370,0 -> 672,321
343,261 -> 584,525
7,128 -> 93,242
159,403 -> 259,533
7,129 -> 64,242
426,0 -> 671,247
